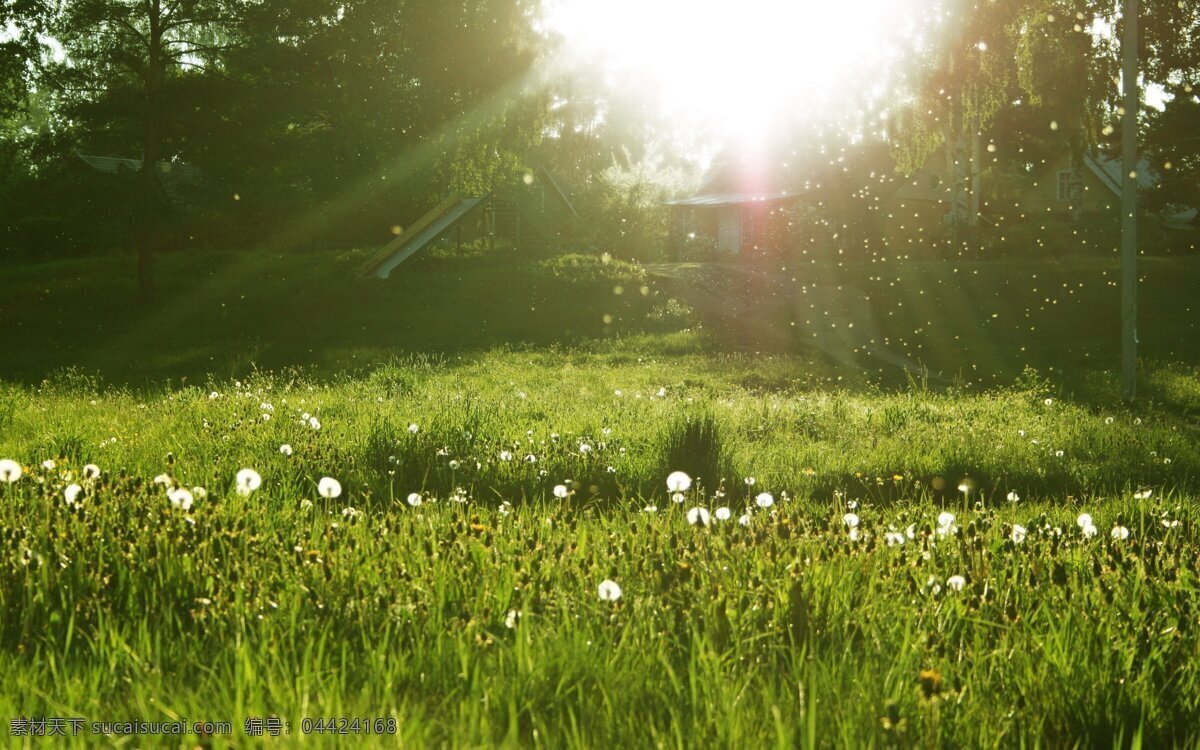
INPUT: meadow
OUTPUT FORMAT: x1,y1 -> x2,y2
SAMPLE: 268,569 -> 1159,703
1,246 -> 1199,747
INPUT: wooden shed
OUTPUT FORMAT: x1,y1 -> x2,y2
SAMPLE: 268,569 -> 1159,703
664,157 -> 806,259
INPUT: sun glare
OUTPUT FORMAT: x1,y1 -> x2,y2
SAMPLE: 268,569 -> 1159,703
544,0 -> 926,143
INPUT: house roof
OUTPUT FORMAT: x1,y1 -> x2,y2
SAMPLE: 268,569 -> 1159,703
1082,152 -> 1157,196
534,166 -> 581,218
664,152 -> 812,207
663,190 -> 800,207
76,154 -> 219,205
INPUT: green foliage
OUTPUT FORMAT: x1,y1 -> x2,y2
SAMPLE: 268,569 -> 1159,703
0,248 -> 1198,745
1,375 -> 1199,746
535,252 -> 646,284
660,411 -> 734,494
1143,89 -> 1200,215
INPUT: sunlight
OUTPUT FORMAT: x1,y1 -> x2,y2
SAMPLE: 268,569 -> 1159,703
543,0 -> 927,143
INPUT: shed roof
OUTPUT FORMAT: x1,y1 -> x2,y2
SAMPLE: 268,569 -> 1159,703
76,154 -> 219,205
1082,152 -> 1157,196
663,190 -> 800,207
664,151 -> 813,207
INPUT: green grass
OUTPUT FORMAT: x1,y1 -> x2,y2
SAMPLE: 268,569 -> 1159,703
1,248 -> 1199,747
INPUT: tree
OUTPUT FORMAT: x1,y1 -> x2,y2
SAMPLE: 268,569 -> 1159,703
1140,0 -> 1199,218
48,0 -> 235,301
890,0 -> 1025,251
1015,0 -> 1117,222
212,0 -> 546,249
1143,87 -> 1200,216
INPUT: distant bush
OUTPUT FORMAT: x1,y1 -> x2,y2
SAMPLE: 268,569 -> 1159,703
536,253 -> 646,284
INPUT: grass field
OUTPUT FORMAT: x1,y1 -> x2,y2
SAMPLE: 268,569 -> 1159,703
1,247 -> 1199,747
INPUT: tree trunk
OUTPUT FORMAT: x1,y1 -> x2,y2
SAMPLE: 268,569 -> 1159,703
1069,137 -> 1085,223
944,124 -> 970,252
942,55 -> 971,254
969,119 -> 981,230
137,0 -> 165,305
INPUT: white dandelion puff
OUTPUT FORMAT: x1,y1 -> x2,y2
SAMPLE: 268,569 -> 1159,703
279,444 -> 293,456
666,471 -> 692,493
947,575 -> 966,592
687,507 -> 711,526
82,463 -> 101,480
715,507 -> 732,521
236,468 -> 262,496
0,459 -> 22,483
1011,524 -> 1028,544
755,492 -> 775,509
406,492 -> 423,507
937,512 -> 956,534
842,512 -> 860,529
168,487 -> 194,511
553,484 -> 570,499
597,579 -> 622,602
64,483 -> 83,507
1111,525 -> 1130,541
408,423 -> 419,434
1007,491 -> 1020,503
318,477 -> 342,499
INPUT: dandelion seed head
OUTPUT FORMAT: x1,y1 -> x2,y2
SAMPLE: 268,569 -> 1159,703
597,579 -> 622,602
318,477 -> 342,499
666,471 -> 692,493
169,487 -> 194,511
0,459 -> 22,483
236,468 -> 262,495
64,483 -> 83,507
